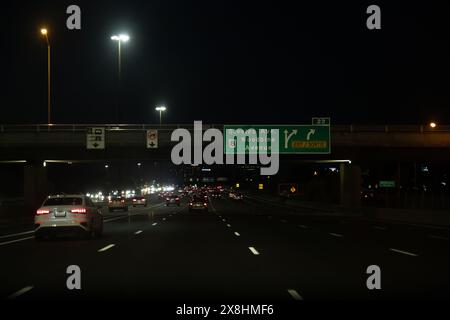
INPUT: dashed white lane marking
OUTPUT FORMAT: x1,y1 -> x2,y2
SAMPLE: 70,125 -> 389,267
226,224 -> 231,227
234,232 -> 240,237
222,219 -> 226,222
373,226 -> 387,231
389,248 -> 418,257
287,289 -> 303,301
329,233 -> 343,238
429,235 -> 449,241
298,225 -> 308,229
98,244 -> 115,252
7,286 -> 34,299
249,247 -> 260,255
134,230 -> 143,235
288,289 -> 303,301
0,230 -> 34,239
152,223 -> 157,226
0,236 -> 35,246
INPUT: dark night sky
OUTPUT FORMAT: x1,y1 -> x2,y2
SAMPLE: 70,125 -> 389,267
1,1 -> 449,124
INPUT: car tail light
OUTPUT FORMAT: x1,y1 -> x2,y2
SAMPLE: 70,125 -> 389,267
36,209 -> 50,215
71,208 -> 87,214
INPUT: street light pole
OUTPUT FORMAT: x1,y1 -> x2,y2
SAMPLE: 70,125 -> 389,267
155,106 -> 166,125
111,34 -> 129,123
41,28 -> 51,124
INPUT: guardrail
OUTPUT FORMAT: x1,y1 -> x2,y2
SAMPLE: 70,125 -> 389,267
0,124 -> 449,133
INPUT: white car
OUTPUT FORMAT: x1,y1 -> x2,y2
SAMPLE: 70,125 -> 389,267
34,194 -> 103,240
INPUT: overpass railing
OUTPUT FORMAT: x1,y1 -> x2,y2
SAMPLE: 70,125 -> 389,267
1,124 -> 450,133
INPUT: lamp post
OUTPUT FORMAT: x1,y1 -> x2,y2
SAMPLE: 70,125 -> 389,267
40,28 -> 51,124
111,34 -> 130,123
155,106 -> 166,125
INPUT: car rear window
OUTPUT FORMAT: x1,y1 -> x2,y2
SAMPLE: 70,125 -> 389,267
44,197 -> 83,206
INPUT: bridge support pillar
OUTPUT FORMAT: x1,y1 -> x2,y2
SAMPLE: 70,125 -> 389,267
24,163 -> 48,209
340,163 -> 361,208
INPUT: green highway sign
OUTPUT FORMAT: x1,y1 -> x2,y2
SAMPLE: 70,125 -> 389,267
224,124 -> 330,154
312,117 -> 330,125
379,180 -> 396,188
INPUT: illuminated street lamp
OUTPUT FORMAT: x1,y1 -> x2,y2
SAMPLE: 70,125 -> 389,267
40,28 -> 51,124
155,105 -> 166,125
111,34 -> 130,123
429,122 -> 437,129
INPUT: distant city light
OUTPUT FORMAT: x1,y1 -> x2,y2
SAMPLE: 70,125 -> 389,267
430,122 -> 437,128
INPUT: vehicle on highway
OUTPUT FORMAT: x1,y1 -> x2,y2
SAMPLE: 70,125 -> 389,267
108,196 -> 128,212
132,196 -> 147,207
166,194 -> 180,206
34,194 -> 103,240
229,192 -> 243,200
210,191 -> 222,199
189,196 -> 208,212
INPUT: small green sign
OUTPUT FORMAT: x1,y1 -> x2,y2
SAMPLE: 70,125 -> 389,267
224,125 -> 330,154
379,180 -> 396,188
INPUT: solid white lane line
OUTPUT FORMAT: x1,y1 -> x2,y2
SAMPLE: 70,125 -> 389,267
98,244 -> 115,252
429,235 -> 449,240
249,247 -> 260,255
152,222 -> 157,226
234,232 -> 240,237
389,248 -> 418,257
7,286 -> 34,299
373,226 -> 387,230
0,230 -> 34,239
298,225 -> 308,229
134,230 -> 143,235
0,236 -> 34,246
329,233 -> 343,238
287,289 -> 303,301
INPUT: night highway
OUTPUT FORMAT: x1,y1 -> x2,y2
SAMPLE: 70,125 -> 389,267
1,194 -> 449,303
2,0 -> 450,317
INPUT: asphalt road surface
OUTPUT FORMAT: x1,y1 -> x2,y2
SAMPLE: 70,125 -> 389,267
0,196 -> 449,306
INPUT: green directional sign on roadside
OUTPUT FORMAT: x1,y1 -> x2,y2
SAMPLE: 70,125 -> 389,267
224,124 -> 331,154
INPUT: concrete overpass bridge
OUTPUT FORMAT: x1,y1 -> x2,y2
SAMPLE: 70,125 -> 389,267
1,123 -> 450,208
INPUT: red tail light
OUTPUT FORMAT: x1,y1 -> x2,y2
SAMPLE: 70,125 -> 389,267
71,208 -> 87,214
36,209 -> 50,215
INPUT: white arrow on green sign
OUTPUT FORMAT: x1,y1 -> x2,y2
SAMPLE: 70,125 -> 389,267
224,125 -> 331,154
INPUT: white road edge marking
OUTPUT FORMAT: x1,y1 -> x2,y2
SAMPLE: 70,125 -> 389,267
287,289 -> 303,301
249,247 -> 260,255
152,223 -> 157,226
234,232 -> 240,236
7,286 -> 34,299
329,233 -> 343,238
0,236 -> 35,246
389,248 -> 418,257
429,235 -> 449,241
98,244 -> 115,252
134,230 -> 143,235
0,230 -> 34,239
